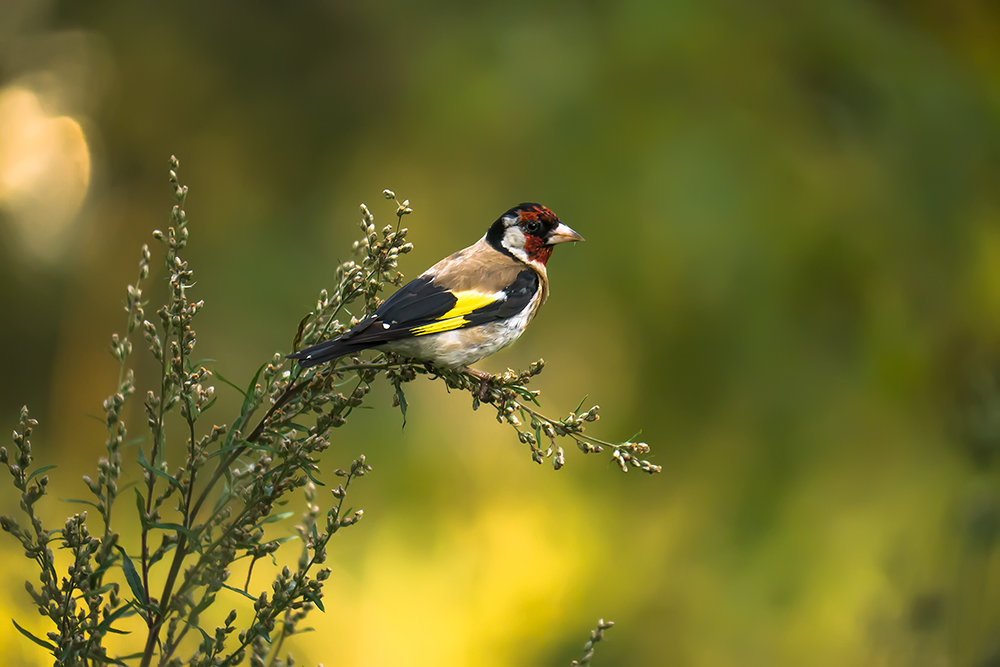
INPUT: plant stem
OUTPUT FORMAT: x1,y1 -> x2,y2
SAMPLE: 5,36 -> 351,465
139,374 -> 307,667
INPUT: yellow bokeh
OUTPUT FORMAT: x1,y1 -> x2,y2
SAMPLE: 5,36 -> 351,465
0,85 -> 90,262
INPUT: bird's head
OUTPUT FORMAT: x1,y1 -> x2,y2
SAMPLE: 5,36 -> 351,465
486,203 -> 584,266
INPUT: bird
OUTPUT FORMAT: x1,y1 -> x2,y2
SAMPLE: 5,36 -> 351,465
287,203 -> 583,387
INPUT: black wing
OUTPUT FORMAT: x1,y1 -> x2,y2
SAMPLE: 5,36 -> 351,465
288,271 -> 539,367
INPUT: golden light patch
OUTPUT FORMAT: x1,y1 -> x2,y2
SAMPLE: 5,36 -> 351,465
0,85 -> 91,263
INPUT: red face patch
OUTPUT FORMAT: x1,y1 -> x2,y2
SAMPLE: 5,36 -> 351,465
524,234 -> 554,265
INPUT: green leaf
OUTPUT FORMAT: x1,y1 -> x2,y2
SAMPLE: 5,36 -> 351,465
116,652 -> 147,660
148,522 -> 200,550
302,589 -> 325,612
104,626 -> 132,636
302,465 -> 326,487
573,395 -> 590,414
218,363 -> 266,453
83,582 -> 119,598
26,464 -> 56,484
115,545 -> 147,605
138,448 -> 182,492
190,592 -> 217,617
623,429 -> 644,444
508,384 -> 540,404
61,497 -> 101,510
292,312 -> 313,352
96,602 -> 136,636
240,364 -> 266,416
57,641 -> 78,665
205,440 -> 270,460
147,542 -> 177,568
259,511 -> 294,525
134,488 -> 149,530
213,368 -> 248,400
268,536 -> 297,564
12,618 -> 56,653
181,617 -> 212,647
392,377 -> 408,428
219,582 -> 257,602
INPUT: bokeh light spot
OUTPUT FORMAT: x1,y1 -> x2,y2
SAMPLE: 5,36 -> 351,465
0,85 -> 90,262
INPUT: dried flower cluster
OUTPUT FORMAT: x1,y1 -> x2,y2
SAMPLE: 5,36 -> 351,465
2,156 -> 655,666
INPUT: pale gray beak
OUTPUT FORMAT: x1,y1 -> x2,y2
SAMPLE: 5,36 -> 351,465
546,222 -> 585,245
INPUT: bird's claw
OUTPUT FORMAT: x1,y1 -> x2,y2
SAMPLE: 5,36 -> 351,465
477,377 -> 491,402
465,367 -> 495,403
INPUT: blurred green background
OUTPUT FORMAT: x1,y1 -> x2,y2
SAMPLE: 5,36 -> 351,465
2,1 -> 1000,665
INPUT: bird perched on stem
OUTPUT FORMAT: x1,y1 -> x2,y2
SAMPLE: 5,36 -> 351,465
288,203 -> 583,392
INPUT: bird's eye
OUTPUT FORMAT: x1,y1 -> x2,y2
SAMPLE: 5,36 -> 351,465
523,220 -> 542,235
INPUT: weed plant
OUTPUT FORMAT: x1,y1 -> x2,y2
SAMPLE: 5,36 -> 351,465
2,157 -> 657,666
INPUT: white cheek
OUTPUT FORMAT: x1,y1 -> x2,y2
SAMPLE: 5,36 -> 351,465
503,226 -> 529,263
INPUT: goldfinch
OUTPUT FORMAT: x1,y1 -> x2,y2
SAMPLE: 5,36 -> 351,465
288,203 -> 583,375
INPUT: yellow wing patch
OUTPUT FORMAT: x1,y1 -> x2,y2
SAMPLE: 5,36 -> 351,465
437,290 -> 500,319
411,317 -> 468,336
410,290 -> 501,337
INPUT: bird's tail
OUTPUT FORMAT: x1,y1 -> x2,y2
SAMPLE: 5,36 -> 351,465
287,339 -> 372,368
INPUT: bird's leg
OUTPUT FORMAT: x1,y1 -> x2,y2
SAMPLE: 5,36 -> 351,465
464,367 -> 495,402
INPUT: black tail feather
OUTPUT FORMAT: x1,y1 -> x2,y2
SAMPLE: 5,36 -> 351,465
287,339 -> 372,368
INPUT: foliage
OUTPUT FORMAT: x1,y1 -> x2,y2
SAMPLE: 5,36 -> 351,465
1,157 -> 655,666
